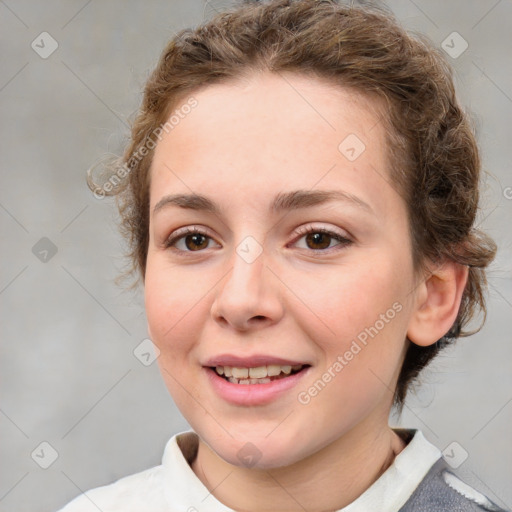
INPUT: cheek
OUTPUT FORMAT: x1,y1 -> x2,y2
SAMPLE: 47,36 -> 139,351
291,257 -> 410,416
144,255 -> 207,354
144,258 -> 209,408
293,257 -> 407,350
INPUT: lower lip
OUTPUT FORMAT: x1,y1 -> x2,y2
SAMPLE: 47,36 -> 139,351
205,366 -> 311,406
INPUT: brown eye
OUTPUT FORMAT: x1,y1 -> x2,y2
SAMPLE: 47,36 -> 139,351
165,227 -> 219,252
305,232 -> 332,250
184,233 -> 209,251
293,226 -> 352,252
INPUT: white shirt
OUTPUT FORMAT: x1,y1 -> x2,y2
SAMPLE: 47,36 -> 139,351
57,428 -> 442,512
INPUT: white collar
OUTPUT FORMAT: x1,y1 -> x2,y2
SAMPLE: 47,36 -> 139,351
161,428 -> 441,512
162,430 -> 232,511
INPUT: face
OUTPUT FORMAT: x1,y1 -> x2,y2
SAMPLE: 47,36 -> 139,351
145,71 -> 420,469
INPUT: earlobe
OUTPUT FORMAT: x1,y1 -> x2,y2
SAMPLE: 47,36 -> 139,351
407,261 -> 469,347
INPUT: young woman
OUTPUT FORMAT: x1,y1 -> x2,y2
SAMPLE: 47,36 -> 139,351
59,1 -> 505,510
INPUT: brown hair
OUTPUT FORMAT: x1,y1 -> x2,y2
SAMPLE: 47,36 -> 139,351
89,0 -> 496,408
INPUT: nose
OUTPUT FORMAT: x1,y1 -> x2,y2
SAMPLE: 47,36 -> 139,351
210,244 -> 284,332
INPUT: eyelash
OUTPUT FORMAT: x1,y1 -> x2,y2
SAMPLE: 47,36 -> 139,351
164,225 -> 352,254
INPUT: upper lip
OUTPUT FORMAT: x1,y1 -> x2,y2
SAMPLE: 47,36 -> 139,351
204,354 -> 310,368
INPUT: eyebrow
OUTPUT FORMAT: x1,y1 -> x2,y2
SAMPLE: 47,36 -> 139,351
153,189 -> 374,216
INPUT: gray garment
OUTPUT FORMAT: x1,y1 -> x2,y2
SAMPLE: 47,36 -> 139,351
398,458 -> 509,512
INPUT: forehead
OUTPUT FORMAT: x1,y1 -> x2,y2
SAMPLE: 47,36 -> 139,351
150,71 -> 397,215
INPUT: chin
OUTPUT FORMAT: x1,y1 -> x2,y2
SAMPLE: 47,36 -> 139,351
202,428 -> 311,470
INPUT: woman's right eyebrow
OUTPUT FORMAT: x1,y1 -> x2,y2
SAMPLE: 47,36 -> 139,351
152,190 -> 374,217
153,193 -> 219,216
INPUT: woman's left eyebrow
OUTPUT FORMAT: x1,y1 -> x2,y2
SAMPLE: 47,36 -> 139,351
272,189 -> 374,215
152,189 -> 374,216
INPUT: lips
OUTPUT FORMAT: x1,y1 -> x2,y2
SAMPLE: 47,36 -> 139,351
201,353 -> 311,404
204,354 -> 309,368
204,359 -> 311,405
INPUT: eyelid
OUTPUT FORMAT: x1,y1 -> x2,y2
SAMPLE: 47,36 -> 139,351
293,223 -> 350,240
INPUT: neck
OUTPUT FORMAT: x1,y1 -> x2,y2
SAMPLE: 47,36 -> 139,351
191,423 -> 407,512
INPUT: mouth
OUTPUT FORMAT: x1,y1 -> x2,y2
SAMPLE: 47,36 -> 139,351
203,355 -> 312,405
209,364 -> 309,385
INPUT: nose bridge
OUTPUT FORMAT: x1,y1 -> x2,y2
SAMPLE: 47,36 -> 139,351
224,220 -> 268,291
223,237 -> 267,304
211,234 -> 283,329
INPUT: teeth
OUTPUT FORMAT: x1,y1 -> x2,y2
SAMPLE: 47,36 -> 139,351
233,377 -> 272,385
214,364 -> 304,381
249,366 -> 267,378
231,367 -> 249,379
267,364 -> 282,377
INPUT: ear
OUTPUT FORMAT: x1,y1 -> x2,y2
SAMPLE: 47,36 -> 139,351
407,260 -> 469,347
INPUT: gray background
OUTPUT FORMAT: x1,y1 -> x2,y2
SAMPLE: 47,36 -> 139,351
1,1 -> 511,511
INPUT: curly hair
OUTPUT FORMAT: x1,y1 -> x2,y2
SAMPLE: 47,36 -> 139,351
88,0 -> 496,408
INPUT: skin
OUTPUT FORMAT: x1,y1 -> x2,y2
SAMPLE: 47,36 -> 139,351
144,71 -> 468,511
